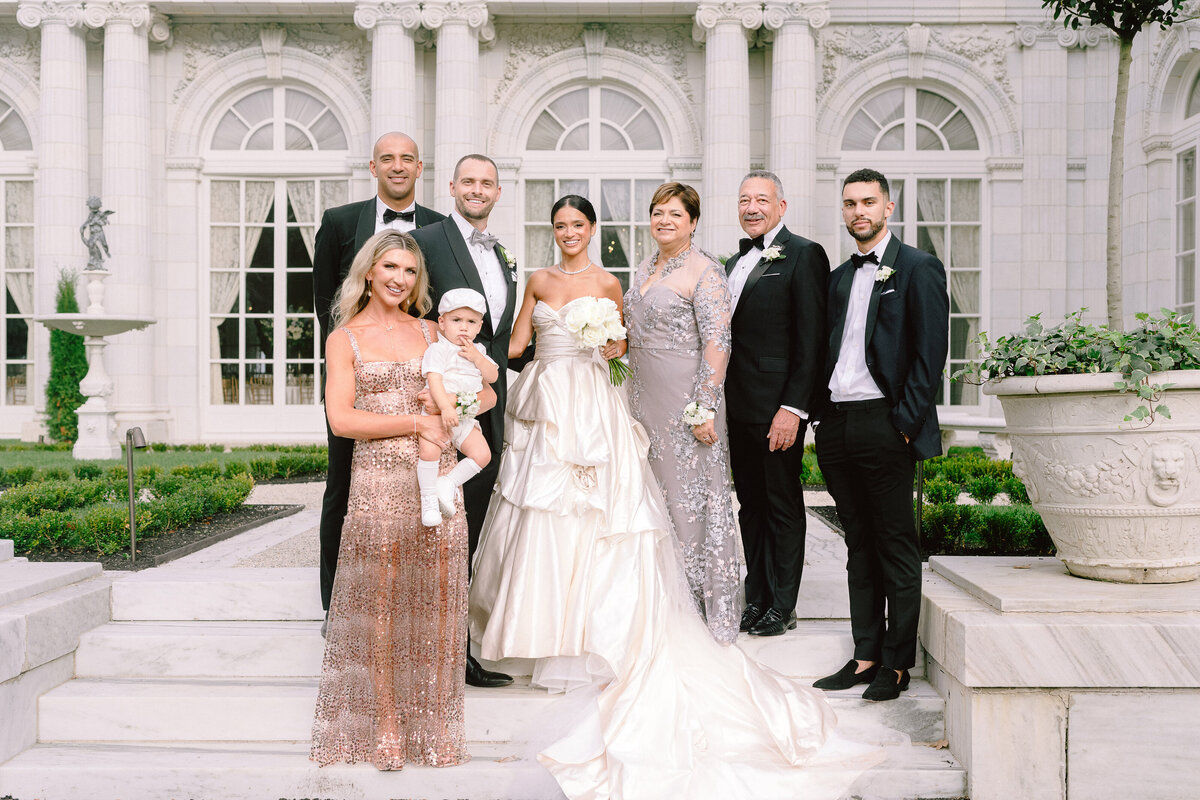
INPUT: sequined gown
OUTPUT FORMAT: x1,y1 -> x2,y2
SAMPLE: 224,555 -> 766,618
623,247 -> 741,644
468,297 -> 874,800
310,324 -> 469,771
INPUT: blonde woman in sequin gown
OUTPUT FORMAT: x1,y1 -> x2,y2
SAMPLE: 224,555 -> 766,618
310,230 -> 494,771
469,195 -> 876,800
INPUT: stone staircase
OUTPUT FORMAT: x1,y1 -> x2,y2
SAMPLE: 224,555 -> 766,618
0,551 -> 968,798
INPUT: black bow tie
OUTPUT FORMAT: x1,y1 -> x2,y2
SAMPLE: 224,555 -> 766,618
851,251 -> 879,269
382,208 -> 415,224
738,235 -> 765,257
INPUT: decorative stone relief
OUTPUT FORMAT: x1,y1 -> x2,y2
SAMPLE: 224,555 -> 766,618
259,26 -> 286,80
762,0 -> 829,32
1015,18 -> 1109,49
1011,437 -> 1137,504
81,1 -> 150,29
353,1 -> 421,32
582,24 -> 606,81
693,1 -> 763,44
16,1 -> 85,29
491,22 -> 582,101
607,24 -> 694,103
817,23 -> 1015,103
171,23 -> 368,101
421,0 -> 494,46
0,27 -> 40,81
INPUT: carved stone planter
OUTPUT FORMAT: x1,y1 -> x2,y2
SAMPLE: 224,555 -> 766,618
986,371 -> 1200,583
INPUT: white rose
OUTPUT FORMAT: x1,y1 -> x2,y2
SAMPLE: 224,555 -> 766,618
563,305 -> 589,333
581,326 -> 607,348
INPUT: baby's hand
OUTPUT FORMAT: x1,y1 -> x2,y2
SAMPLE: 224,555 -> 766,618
441,408 -> 458,432
459,343 -> 485,366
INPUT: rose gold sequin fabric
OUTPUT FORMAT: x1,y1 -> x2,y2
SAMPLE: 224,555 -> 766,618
310,325 -> 469,771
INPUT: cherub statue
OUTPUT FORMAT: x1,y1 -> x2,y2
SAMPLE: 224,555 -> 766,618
80,196 -> 115,271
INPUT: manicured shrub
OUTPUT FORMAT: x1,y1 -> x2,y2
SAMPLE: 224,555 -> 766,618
73,462 -> 103,480
966,474 -> 1003,505
5,465 -> 35,486
1003,475 -> 1031,505
923,477 -> 961,506
44,271 -> 87,443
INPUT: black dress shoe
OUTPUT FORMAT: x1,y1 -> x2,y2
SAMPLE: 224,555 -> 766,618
813,659 -> 880,691
862,667 -> 910,701
739,603 -> 768,632
466,653 -> 513,688
748,608 -> 797,637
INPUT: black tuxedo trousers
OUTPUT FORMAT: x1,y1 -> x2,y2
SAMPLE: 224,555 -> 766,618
814,399 -> 920,670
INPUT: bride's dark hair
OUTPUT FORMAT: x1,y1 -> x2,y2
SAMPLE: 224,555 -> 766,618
551,194 -> 597,225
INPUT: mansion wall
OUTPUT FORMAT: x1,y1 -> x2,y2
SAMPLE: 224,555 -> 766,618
0,0 -> 1191,444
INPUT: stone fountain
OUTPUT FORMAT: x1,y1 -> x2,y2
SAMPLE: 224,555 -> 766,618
34,198 -> 155,459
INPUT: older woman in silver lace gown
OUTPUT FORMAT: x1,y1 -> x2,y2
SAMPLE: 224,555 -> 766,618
623,182 -> 740,644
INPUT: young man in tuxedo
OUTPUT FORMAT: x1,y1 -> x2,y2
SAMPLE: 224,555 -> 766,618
724,171 -> 828,638
412,154 -> 518,688
312,132 -> 445,621
812,168 -> 948,701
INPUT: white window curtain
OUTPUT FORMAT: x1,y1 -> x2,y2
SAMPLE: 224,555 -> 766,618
286,181 -> 316,260
242,182 -> 275,265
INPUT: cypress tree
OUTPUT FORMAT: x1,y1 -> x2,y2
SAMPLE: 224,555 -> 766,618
45,271 -> 87,443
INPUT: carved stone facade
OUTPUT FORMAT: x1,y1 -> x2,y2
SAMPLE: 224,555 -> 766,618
0,3 -> 1193,442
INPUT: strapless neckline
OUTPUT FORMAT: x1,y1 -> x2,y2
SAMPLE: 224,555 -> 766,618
534,297 -> 591,315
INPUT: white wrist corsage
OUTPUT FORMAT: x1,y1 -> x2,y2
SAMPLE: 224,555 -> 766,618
762,244 -> 784,262
875,266 -> 895,283
497,245 -> 518,277
682,401 -> 715,427
455,391 -> 480,420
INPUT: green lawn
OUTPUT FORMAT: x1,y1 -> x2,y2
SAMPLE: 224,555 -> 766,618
0,441 -> 325,473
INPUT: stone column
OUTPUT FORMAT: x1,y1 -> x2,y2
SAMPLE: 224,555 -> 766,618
422,0 -> 492,210
17,0 -> 88,426
86,2 -> 158,414
694,1 -> 760,253
355,1 -> 422,140
763,1 -> 827,236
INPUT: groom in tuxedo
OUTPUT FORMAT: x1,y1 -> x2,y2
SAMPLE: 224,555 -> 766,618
812,168 -> 948,701
725,171 -> 828,638
412,154 -> 517,689
313,132 -> 444,617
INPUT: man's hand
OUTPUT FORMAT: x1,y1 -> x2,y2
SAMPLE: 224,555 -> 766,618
767,407 -> 802,452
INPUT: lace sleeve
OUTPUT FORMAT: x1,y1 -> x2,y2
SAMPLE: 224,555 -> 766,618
692,261 -> 732,411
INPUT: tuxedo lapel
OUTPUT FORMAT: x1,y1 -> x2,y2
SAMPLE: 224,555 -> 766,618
735,227 -> 792,320
829,266 -> 855,363
441,220 -> 493,335
725,252 -> 741,277
864,235 -> 902,347
413,204 -> 440,228
493,242 -> 517,336
353,200 -> 375,250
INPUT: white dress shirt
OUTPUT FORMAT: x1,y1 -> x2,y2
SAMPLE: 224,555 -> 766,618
829,232 -> 891,402
450,211 -> 508,327
375,198 -> 417,234
727,220 -> 804,420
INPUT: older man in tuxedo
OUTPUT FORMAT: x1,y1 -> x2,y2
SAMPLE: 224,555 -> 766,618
724,171 -> 828,638
412,153 -> 519,688
812,168 -> 948,702
312,132 -> 444,619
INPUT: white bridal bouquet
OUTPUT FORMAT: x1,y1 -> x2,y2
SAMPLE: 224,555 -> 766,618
563,296 -> 632,386
455,390 -> 480,420
682,401 -> 714,427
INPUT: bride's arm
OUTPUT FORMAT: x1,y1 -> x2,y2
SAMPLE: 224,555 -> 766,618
508,273 -> 542,359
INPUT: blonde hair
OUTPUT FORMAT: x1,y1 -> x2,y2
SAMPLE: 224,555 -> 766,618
330,230 -> 431,329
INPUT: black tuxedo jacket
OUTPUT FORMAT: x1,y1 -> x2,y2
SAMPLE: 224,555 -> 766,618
818,234 -> 949,461
725,226 -> 829,425
312,198 -> 445,337
411,217 -> 518,454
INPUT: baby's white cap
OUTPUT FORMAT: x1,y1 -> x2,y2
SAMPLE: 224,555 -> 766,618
439,287 -> 487,316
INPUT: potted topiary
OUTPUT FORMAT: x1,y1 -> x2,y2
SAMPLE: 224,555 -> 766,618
955,309 -> 1200,583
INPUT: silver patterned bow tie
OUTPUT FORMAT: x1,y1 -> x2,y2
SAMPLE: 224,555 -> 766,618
469,228 -> 499,250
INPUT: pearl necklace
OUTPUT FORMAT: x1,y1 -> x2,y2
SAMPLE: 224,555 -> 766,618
557,262 -> 592,276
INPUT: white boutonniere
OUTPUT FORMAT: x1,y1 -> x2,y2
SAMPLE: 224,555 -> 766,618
455,390 -> 480,421
875,266 -> 895,283
762,244 -> 784,262
497,245 -> 517,277
682,401 -> 715,427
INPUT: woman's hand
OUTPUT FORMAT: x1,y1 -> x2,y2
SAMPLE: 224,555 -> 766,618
601,339 -> 627,360
415,415 -> 450,449
692,419 -> 717,447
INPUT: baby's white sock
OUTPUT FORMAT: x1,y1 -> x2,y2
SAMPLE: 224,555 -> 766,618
417,460 -> 439,493
447,458 -> 483,488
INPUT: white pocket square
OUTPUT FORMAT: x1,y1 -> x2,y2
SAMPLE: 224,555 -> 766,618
760,272 -> 782,277
881,289 -> 896,296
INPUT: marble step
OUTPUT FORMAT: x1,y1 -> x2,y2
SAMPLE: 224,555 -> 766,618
0,539 -> 13,562
0,740 -> 967,800
0,560 -> 102,608
109,566 -> 853,622
0,574 -> 111,684
37,676 -> 946,745
75,619 -> 922,681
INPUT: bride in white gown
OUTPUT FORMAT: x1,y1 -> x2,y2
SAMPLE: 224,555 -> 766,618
468,196 -> 875,799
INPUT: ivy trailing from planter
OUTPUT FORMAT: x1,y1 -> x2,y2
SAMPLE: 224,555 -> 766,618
952,308 -> 1200,425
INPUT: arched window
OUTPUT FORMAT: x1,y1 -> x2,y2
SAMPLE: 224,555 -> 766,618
205,85 -> 350,408
0,98 -> 33,408
840,85 -> 985,406
521,85 -> 667,290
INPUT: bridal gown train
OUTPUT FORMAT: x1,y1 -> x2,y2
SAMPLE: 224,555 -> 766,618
469,298 -> 874,799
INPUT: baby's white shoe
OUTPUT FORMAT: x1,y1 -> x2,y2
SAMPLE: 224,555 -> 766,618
420,493 -> 442,527
436,476 -> 456,517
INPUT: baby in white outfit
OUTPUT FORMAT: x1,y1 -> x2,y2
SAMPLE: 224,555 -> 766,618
418,287 -> 498,526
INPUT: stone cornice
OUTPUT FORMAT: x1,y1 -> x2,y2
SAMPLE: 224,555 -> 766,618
762,1 -> 830,31
354,1 -> 421,32
693,1 -> 762,44
82,2 -> 152,29
420,0 -> 493,44
17,1 -> 86,29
